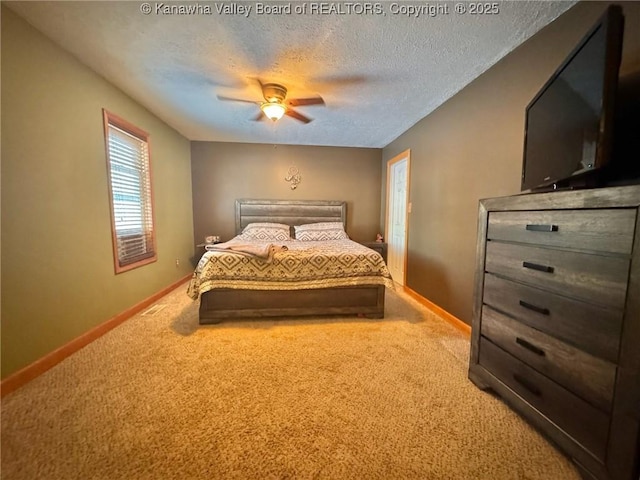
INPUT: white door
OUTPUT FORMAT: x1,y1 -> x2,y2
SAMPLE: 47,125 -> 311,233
386,151 -> 410,285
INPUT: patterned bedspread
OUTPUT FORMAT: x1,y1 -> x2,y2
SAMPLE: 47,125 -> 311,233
187,238 -> 394,299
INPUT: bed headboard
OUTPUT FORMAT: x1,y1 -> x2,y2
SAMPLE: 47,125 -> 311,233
235,199 -> 347,235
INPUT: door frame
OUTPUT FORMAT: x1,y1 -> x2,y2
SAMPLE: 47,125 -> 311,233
385,149 -> 411,286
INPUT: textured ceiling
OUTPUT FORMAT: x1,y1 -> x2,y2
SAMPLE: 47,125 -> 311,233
6,1 -> 576,147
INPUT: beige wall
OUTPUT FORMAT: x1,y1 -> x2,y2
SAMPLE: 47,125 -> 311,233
191,142 -> 382,246
382,2 -> 640,324
1,7 -> 194,378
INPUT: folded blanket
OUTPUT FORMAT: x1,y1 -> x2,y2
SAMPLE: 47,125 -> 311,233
205,239 -> 288,263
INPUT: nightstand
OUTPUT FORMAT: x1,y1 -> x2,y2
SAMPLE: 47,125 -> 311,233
361,242 -> 387,263
196,241 -> 222,249
195,241 -> 222,262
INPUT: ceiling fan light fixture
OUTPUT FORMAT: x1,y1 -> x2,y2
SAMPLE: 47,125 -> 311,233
261,102 -> 286,121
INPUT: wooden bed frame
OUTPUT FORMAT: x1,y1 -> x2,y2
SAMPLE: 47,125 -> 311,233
198,199 -> 385,323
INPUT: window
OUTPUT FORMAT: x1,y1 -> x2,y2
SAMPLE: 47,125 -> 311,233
103,110 -> 157,273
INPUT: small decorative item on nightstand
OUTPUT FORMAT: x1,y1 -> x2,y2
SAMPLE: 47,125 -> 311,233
205,235 -> 221,245
196,236 -> 222,250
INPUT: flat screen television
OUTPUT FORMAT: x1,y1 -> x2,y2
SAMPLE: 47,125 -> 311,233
521,5 -> 625,192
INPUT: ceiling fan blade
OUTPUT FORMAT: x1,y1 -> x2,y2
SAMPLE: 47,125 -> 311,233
286,97 -> 325,107
216,95 -> 259,104
312,74 -> 368,87
250,77 -> 266,96
285,108 -> 313,124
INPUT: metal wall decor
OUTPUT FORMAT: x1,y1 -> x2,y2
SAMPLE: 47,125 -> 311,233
285,166 -> 302,190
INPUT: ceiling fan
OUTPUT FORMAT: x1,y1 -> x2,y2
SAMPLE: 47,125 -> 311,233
217,80 -> 325,124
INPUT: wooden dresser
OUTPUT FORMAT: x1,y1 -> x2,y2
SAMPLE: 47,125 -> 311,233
468,185 -> 640,480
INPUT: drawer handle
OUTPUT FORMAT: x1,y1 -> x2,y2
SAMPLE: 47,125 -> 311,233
516,337 -> 546,356
519,300 -> 550,316
525,224 -> 559,232
513,373 -> 542,396
522,261 -> 555,274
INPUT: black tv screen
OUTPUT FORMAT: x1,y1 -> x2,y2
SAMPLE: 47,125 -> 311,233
521,6 -> 624,192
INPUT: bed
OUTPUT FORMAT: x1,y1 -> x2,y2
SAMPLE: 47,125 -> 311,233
187,199 -> 393,324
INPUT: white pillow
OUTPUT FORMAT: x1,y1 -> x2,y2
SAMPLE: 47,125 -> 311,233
294,222 -> 348,241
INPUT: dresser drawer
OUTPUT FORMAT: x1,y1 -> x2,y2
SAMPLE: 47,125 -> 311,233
485,242 -> 630,309
478,338 -> 610,461
481,306 -> 616,412
487,209 -> 636,255
482,274 -> 623,362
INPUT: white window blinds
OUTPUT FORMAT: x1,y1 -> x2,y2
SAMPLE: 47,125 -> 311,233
104,111 -> 156,273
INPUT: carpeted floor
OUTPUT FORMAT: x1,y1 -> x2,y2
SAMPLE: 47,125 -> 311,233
1,286 -> 580,479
